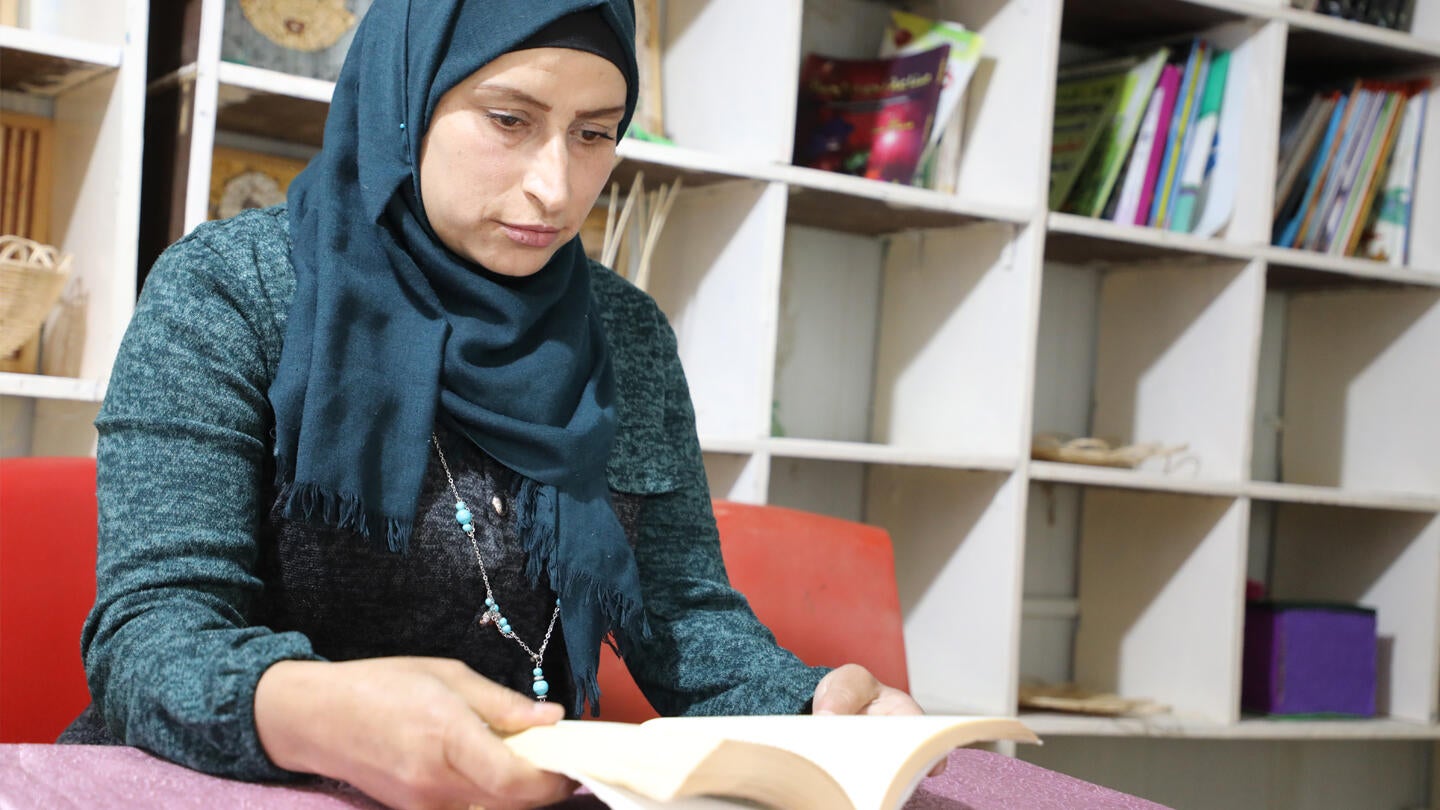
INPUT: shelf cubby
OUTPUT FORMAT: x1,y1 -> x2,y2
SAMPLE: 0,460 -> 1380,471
646,179 -> 788,441
1034,257 -> 1264,485
1275,31 -> 1440,275
769,458 -> 1026,716
1256,499 -> 1440,724
1021,736 -> 1433,810
1253,285 -> 1440,497
1052,16 -> 1287,247
775,221 -> 1037,461
0,1 -> 147,456
798,0 -> 1061,213
1073,488 -> 1249,723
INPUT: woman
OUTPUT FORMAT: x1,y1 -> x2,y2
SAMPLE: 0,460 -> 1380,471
64,1 -> 920,808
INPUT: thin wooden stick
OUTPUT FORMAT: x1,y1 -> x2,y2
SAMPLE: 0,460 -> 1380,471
634,177 -> 681,292
602,181 -> 619,259
602,171 -> 644,269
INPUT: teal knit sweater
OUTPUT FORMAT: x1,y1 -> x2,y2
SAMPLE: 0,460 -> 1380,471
81,207 -> 826,780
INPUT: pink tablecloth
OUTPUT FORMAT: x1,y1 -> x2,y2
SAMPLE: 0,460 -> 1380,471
0,744 -> 1169,809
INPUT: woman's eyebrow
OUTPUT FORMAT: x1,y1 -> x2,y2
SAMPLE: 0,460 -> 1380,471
473,82 -> 625,119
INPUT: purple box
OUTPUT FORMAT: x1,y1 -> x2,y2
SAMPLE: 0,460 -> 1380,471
1241,602 -> 1377,717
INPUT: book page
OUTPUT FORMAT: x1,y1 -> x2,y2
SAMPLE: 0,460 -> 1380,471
639,715 -> 1038,810
504,720 -> 849,809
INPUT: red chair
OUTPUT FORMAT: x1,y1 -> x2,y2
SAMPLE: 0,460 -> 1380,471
596,500 -> 909,721
0,456 -> 97,743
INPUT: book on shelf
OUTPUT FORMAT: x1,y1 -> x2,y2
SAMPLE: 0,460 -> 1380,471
1051,36 -> 1240,237
1113,63 -> 1183,226
793,46 -> 950,185
879,10 -> 985,193
1048,58 -> 1131,211
1272,80 -> 1429,261
1152,39 -> 1210,229
1061,47 -> 1170,219
1360,82 -> 1429,264
1290,0 -> 1418,31
1168,49 -> 1230,233
502,714 -> 1038,810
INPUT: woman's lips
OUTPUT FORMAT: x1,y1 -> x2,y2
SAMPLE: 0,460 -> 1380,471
499,222 -> 562,249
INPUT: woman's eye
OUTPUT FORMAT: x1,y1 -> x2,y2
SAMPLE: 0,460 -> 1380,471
487,113 -> 525,129
578,129 -> 617,144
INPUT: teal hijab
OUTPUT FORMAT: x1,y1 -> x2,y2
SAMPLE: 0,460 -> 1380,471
273,0 -> 642,714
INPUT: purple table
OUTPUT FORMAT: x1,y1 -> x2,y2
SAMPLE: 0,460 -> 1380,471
0,744 -> 1169,809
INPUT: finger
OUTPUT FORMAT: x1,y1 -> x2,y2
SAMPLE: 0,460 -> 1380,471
812,665 -> 881,715
443,714 -> 577,808
443,665 -> 566,733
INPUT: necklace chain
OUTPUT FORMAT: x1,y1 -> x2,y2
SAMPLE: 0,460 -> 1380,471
431,434 -> 560,699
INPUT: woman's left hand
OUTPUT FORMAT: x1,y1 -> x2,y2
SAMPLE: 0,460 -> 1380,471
811,664 -> 946,776
811,663 -> 923,716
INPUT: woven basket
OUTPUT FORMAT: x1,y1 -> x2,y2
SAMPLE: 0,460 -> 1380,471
0,236 -> 73,358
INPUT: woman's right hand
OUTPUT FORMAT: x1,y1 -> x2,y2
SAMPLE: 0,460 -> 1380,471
254,657 -> 576,810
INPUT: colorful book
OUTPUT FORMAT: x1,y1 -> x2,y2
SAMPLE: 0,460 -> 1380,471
880,10 -> 985,187
1149,40 -> 1208,227
1335,89 -> 1406,256
1049,57 -> 1133,210
1169,48 -> 1230,233
793,46 -> 950,184
1063,47 -> 1170,218
1126,64 -> 1183,226
1361,83 -> 1429,264
1279,86 -> 1354,248
1305,86 -> 1378,250
1274,93 -> 1336,219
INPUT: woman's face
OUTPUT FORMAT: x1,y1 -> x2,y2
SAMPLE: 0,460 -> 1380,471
419,47 -> 626,277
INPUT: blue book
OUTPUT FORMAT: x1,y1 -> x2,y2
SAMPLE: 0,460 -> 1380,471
1148,39 -> 1205,227
1277,94 -> 1349,248
1161,47 -> 1213,229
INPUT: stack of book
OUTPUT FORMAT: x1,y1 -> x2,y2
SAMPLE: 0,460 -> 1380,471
1290,0 -> 1419,32
1272,80 -> 1430,264
1049,39 -> 1235,237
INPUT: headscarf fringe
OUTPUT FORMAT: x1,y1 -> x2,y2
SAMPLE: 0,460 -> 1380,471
273,457 -> 413,553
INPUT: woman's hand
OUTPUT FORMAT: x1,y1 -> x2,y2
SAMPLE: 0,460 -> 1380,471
811,664 -> 945,776
811,663 -> 923,717
255,657 -> 576,810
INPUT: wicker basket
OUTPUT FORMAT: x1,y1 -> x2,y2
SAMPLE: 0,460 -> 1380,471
0,236 -> 73,358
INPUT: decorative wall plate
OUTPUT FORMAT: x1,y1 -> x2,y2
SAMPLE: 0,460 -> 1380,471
238,0 -> 357,52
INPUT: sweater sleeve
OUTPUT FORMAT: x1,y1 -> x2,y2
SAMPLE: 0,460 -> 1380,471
619,316 -> 829,717
81,228 -> 320,781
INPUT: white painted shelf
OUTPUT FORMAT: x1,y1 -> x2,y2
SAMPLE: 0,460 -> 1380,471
0,372 -> 104,402
1246,480 -> 1440,512
0,25 -> 120,96
767,437 -> 1016,471
1023,712 -> 1440,740
1029,460 -> 1244,497
216,61 -> 334,102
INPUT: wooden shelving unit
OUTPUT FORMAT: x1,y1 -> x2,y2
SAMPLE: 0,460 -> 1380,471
6,0 -> 1435,806
0,3 -> 148,456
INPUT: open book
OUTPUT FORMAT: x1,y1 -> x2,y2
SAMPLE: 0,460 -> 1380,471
503,715 -> 1038,810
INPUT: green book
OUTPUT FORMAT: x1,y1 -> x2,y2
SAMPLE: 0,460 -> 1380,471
1062,47 -> 1170,218
1049,59 -> 1132,211
1169,49 -> 1230,233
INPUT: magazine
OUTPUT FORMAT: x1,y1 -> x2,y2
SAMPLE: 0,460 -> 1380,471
794,46 -> 950,184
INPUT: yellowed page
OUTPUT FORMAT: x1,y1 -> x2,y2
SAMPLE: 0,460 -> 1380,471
638,715 -> 1039,810
504,720 -> 851,809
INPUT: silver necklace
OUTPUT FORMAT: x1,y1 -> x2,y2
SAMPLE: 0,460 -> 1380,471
431,433 -> 561,701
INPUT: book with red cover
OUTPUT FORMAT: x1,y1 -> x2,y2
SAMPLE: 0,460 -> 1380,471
793,46 -> 950,184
